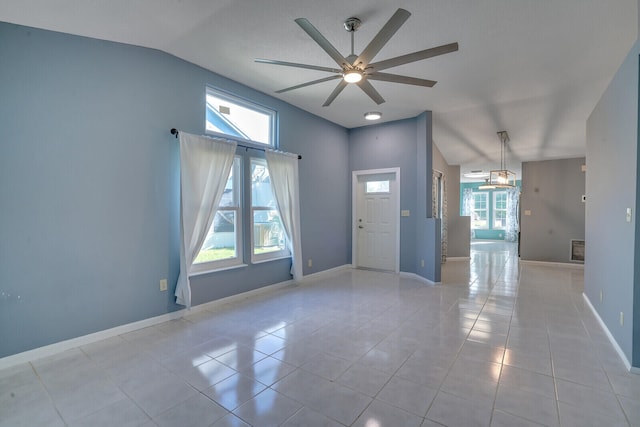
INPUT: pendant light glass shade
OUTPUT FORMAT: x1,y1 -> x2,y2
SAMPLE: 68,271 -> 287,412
479,131 -> 516,190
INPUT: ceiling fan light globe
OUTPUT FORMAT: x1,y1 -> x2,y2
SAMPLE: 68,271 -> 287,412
343,70 -> 363,83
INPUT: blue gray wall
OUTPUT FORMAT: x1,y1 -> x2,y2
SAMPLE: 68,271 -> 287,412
349,118 -> 418,274
348,112 -> 440,281
586,39 -> 639,367
0,22 -> 350,358
520,158 -> 585,262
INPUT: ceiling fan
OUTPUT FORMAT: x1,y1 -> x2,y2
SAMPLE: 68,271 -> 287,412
255,8 -> 459,107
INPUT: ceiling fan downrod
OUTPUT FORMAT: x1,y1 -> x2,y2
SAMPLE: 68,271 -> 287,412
343,17 -> 361,60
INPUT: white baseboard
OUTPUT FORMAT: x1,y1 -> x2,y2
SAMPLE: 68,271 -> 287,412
520,259 -> 584,269
302,264 -> 353,282
582,293 -> 632,372
188,278 -> 296,315
400,271 -> 439,285
0,265 -> 354,371
446,257 -> 470,261
0,309 -> 185,371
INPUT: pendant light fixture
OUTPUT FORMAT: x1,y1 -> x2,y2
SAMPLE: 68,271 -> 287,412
479,131 -> 516,190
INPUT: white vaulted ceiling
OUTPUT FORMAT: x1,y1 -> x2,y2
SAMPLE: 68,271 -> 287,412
0,1 -> 637,174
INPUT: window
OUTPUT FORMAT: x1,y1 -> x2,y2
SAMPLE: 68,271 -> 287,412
206,87 -> 276,146
251,158 -> 288,262
471,192 -> 488,229
493,192 -> 507,229
366,180 -> 390,193
192,156 -> 242,272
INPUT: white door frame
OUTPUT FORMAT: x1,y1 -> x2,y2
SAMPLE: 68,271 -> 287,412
352,167 -> 401,273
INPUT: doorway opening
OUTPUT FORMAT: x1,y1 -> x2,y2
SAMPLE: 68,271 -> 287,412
352,168 -> 400,273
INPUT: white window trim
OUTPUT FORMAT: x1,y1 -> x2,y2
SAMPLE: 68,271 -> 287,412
493,191 -> 507,230
250,158 -> 290,264
472,192 -> 489,230
205,86 -> 277,147
191,156 -> 243,273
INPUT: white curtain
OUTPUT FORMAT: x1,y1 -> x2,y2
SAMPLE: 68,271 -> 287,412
265,150 -> 303,281
462,188 -> 475,239
505,187 -> 520,242
175,132 -> 237,308
432,171 -> 448,263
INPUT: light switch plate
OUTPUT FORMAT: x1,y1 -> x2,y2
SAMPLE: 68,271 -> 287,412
401,210 -> 410,217
626,208 -> 632,223
524,210 -> 532,216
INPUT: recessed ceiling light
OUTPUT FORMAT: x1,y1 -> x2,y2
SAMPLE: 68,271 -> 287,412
463,171 -> 490,179
364,111 -> 382,120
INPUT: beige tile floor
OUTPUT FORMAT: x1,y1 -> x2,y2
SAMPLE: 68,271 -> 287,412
1,241 -> 639,426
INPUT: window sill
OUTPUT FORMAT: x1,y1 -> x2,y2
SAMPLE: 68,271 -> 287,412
251,254 -> 291,265
190,263 -> 248,277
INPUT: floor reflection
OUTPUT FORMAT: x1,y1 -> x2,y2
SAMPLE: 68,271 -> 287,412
4,238 -> 638,426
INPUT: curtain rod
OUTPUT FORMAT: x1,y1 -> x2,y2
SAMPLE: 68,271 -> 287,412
170,128 -> 301,160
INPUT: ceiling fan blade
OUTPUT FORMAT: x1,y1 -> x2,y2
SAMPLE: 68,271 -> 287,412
356,79 -> 385,105
323,80 -> 348,107
255,58 -> 342,74
276,75 -> 342,94
369,42 -> 459,71
355,8 -> 411,67
367,72 -> 436,87
295,18 -> 350,68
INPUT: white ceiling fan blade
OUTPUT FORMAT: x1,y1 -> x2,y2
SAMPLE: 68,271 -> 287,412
356,79 -> 385,105
368,72 -> 436,87
369,42 -> 459,71
323,80 -> 348,107
295,18 -> 350,68
276,75 -> 342,93
355,8 -> 411,67
255,58 -> 342,74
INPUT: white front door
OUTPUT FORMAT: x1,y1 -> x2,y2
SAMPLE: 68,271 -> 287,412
353,170 -> 399,272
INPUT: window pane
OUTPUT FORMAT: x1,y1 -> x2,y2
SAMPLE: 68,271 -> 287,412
251,159 -> 276,207
366,180 -> 390,193
494,211 -> 506,229
194,211 -> 237,264
206,89 -> 274,145
472,192 -> 488,229
493,192 -> 507,230
219,166 -> 236,207
253,210 -> 286,254
193,156 -> 242,268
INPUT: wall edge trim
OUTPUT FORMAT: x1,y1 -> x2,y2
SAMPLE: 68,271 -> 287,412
582,293 -> 632,372
400,271 -> 440,285
0,264 -> 353,371
520,260 -> 584,269
0,309 -> 185,370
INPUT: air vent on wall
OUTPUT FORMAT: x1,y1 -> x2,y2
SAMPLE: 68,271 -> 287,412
571,239 -> 585,262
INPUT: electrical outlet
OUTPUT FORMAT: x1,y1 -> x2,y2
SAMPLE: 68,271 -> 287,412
421,259 -> 425,268
308,259 -> 312,268
620,312 -> 624,326
159,279 -> 167,292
